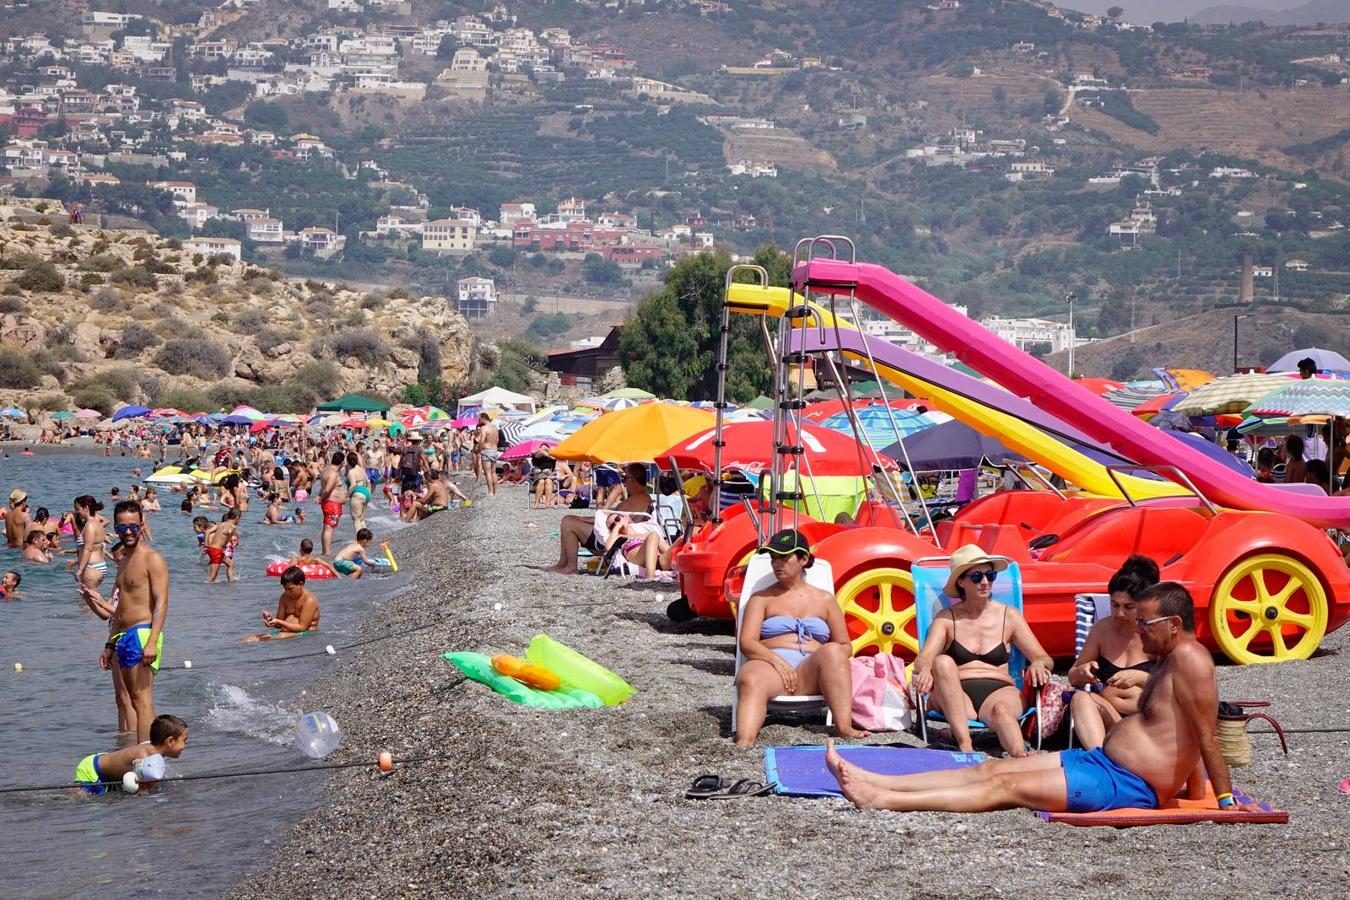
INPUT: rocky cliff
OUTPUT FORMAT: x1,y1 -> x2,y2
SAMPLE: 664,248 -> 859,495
0,198 -> 475,416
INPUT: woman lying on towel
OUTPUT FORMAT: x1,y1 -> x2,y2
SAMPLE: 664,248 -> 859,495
734,529 -> 870,749
1067,556 -> 1160,749
911,544 -> 1053,758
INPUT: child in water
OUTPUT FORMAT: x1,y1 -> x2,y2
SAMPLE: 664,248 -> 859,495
74,714 -> 188,794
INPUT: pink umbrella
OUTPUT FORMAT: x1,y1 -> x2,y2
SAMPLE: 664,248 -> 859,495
451,415 -> 477,427
502,439 -> 556,461
74,408 -> 103,420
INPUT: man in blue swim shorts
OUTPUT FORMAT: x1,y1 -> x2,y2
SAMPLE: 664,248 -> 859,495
83,501 -> 169,744
828,583 -> 1263,814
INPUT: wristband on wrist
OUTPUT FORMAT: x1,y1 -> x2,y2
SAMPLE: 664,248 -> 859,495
1216,792 -> 1235,808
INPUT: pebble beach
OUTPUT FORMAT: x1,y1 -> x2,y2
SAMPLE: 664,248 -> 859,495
231,482 -> 1350,899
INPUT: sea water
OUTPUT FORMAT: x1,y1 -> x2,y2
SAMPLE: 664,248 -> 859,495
0,448 -> 409,898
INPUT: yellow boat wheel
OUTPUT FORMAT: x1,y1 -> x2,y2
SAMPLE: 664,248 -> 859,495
836,567 -> 917,658
1210,554 -> 1328,664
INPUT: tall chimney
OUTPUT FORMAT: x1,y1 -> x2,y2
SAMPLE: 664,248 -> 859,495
1239,253 -> 1254,303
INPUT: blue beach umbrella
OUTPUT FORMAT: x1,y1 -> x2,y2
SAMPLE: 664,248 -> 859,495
50,410 -> 74,420
1,407 -> 25,418
112,405 -> 152,421
820,406 -> 935,449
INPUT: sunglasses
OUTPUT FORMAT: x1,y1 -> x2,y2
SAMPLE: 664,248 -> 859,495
114,523 -> 143,536
964,569 -> 999,584
1136,614 -> 1175,631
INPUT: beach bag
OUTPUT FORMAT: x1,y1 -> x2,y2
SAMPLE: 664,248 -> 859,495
1032,675 -> 1072,738
850,655 -> 913,732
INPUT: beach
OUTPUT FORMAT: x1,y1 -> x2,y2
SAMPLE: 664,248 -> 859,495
230,485 -> 1350,899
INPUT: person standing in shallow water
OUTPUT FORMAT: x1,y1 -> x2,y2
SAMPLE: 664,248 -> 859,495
82,501 -> 169,743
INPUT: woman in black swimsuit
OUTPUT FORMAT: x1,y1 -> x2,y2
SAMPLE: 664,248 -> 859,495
1067,555 -> 1160,749
911,545 -> 1053,758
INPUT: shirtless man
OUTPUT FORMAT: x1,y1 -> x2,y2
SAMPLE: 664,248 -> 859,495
21,530 -> 51,563
413,470 -> 470,519
5,489 -> 30,548
475,413 -> 501,497
827,582 -> 1261,815
546,463 -> 651,573
243,566 -> 319,642
317,449 -> 348,556
204,511 -> 238,583
82,501 -> 168,744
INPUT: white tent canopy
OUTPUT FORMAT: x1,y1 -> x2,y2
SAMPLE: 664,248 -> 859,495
457,386 -> 537,414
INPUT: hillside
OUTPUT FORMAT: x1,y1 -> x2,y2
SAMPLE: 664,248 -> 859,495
0,199 -> 475,415
1193,0 -> 1350,26
1043,304 -> 1350,379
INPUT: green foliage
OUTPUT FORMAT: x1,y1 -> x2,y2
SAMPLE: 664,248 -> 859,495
245,101 -> 289,132
316,329 -> 389,367
582,253 -> 628,286
232,307 -> 268,335
0,347 -> 41,388
71,384 -> 116,416
156,338 -> 232,378
116,323 -> 161,358
487,245 -> 518,269
466,339 -> 544,396
155,387 -> 213,412
110,266 -> 158,289
15,261 -> 64,292
619,246 -> 788,402
525,312 -> 571,341
1093,92 -> 1159,135
0,295 -> 25,314
401,382 -> 429,406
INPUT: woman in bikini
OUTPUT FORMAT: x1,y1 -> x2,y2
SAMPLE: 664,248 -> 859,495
733,529 -> 870,749
911,544 -> 1053,757
1067,556 -> 1160,749
72,494 -> 109,592
346,450 -> 371,533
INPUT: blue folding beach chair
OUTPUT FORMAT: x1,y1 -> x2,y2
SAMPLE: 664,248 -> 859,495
1066,593 -> 1111,748
910,556 -> 1043,750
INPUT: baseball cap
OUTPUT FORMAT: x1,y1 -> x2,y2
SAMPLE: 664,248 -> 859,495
757,528 -> 812,559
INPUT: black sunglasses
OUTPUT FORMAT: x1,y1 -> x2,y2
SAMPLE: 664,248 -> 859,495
965,569 -> 998,584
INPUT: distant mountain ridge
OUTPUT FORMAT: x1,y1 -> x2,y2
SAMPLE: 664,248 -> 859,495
1192,0 -> 1350,25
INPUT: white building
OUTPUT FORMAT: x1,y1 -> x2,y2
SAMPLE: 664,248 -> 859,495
981,316 -> 1075,354
247,217 -> 284,243
455,276 -> 497,318
499,202 -> 536,226
184,237 -> 242,262
149,180 -> 197,205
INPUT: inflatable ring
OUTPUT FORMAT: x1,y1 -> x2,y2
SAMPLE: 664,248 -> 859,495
264,561 -> 337,580
1210,553 -> 1328,664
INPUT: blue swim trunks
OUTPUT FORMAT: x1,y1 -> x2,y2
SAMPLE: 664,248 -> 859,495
114,624 -> 163,674
1060,747 -> 1158,813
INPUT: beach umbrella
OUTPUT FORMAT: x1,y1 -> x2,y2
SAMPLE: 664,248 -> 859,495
50,410 -> 74,420
112,405 -> 152,421
1170,373 -> 1293,417
74,408 -> 103,420
1266,347 -> 1350,376
661,420 -> 888,478
1102,384 -> 1168,412
1247,379 -> 1350,419
501,438 -> 557,461
220,414 -> 253,425
498,418 -> 529,446
401,412 -> 430,430
746,395 -> 774,411
0,406 -> 25,418
600,387 -> 656,400
820,406 -> 935,449
551,403 -> 715,464
881,419 -> 1024,472
597,396 -> 641,411
1072,377 -> 1125,397
1236,414 -> 1329,436
1153,367 -> 1216,392
1130,392 -> 1186,419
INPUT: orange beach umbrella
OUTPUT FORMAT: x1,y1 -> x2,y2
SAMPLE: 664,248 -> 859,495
550,403 -> 715,464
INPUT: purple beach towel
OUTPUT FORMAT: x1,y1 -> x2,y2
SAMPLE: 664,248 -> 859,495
765,745 -> 986,797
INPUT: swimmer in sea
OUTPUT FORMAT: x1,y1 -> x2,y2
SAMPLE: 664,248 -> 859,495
203,511 -> 238,583
73,494 -> 109,592
288,538 -> 339,577
191,516 -> 210,562
261,493 -> 297,525
0,570 -> 21,600
243,566 -> 319,642
140,488 -> 161,512
74,714 -> 188,795
21,530 -> 51,563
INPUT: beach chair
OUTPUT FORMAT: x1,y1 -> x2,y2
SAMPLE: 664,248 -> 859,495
731,555 -> 837,738
909,556 -> 1043,751
1065,593 -> 1113,748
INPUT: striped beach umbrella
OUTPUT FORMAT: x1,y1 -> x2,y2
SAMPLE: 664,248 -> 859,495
820,407 -> 935,449
1171,373 -> 1293,417
1247,379 -> 1350,418
1102,384 -> 1168,412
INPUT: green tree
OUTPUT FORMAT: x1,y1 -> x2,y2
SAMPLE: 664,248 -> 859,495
619,246 -> 787,402
245,101 -> 289,132
581,253 -> 627,286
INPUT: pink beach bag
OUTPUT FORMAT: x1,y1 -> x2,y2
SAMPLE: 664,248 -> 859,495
849,655 -> 914,733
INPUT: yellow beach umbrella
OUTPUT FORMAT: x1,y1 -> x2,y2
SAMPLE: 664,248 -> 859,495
551,404 -> 715,464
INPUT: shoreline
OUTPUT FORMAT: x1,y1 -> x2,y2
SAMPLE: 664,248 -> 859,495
229,483 -> 1350,899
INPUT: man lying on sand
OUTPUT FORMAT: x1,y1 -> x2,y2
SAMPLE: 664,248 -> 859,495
828,583 -> 1262,815
74,714 -> 188,795
243,566 -> 319,642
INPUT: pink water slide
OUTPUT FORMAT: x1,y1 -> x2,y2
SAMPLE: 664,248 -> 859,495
794,257 -> 1350,529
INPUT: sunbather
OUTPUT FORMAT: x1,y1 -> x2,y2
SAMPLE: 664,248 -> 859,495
1067,556 -> 1160,748
734,529 -> 870,748
600,512 -> 673,580
829,582 -> 1261,815
909,544 -> 1052,757
546,463 -> 651,573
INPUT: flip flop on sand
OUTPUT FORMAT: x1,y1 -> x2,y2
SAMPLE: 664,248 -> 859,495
684,774 -> 732,799
706,779 -> 776,800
